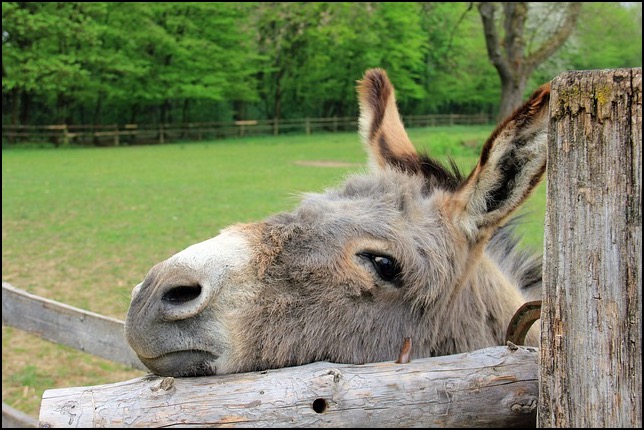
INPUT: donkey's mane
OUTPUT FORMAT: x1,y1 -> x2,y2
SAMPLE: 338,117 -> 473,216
419,152 -> 464,191
488,216 -> 543,300
387,151 -> 464,193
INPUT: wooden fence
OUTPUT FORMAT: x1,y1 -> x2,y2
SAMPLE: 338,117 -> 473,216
1,282 -> 148,428
539,68 -> 641,427
2,281 -> 540,428
1,113 -> 494,147
1,68 -> 641,427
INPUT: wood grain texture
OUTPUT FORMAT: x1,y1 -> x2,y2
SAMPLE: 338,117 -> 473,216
39,345 -> 539,428
2,282 -> 146,371
540,68 -> 642,427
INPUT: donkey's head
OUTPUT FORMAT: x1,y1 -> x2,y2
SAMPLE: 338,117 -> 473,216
125,69 -> 550,377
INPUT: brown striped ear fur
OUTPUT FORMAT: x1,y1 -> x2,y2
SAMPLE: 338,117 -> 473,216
357,68 -> 418,170
357,68 -> 551,246
453,83 -> 551,243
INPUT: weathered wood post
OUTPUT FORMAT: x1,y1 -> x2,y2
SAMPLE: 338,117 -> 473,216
62,124 -> 69,147
113,124 -> 120,146
540,68 -> 642,427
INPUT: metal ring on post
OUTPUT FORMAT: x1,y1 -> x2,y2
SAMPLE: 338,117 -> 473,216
505,300 -> 542,346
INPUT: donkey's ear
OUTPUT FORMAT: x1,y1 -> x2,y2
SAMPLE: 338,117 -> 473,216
357,68 -> 417,170
453,83 -> 551,242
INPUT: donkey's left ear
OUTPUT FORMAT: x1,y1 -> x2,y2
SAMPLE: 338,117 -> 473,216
357,68 -> 417,171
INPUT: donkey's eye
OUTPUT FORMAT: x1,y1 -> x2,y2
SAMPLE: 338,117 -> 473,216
358,252 -> 402,286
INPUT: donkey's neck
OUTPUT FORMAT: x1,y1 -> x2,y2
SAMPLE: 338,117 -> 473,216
426,253 -> 536,356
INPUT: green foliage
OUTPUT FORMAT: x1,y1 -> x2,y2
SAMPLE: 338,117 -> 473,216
2,2 -> 260,124
2,2 -> 641,126
569,2 -> 642,70
532,2 -> 642,89
253,2 -> 428,118
416,2 -> 500,114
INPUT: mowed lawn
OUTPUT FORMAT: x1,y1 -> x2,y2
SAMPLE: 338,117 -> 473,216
1,126 -> 547,418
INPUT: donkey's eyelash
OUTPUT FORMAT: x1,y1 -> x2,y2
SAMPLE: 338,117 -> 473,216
357,252 -> 403,287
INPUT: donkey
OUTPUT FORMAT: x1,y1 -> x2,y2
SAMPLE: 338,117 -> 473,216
125,68 -> 550,377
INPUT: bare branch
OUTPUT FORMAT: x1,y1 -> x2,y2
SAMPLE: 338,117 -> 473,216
478,2 -> 512,82
525,2 -> 582,73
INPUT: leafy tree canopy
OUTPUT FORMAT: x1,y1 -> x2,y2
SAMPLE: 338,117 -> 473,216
2,2 -> 641,127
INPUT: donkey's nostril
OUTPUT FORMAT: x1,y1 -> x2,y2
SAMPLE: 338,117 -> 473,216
159,284 -> 211,321
162,285 -> 202,303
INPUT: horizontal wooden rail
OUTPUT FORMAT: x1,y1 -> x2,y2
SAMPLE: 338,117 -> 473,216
39,345 -> 539,428
2,402 -> 38,428
2,114 -> 495,146
1,114 -> 495,131
1,282 -> 146,371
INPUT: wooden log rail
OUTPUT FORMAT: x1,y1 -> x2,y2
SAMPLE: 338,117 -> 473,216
39,345 -> 539,428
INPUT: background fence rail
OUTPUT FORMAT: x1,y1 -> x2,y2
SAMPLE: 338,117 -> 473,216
2,113 -> 495,147
2,282 -> 145,428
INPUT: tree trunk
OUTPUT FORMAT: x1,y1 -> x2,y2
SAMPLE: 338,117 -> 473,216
19,90 -> 31,125
130,104 -> 138,124
160,98 -> 172,124
478,2 -> 582,119
56,93 -> 68,124
233,99 -> 245,121
93,92 -> 104,125
182,99 -> 190,124
499,76 -> 527,120
9,87 -> 21,126
540,67 -> 642,427
274,69 -> 283,121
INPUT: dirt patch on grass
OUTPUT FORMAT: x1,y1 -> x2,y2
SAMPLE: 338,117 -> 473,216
293,160 -> 362,168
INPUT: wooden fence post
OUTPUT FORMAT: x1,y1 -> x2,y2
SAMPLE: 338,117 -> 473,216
62,124 -> 69,146
540,68 -> 642,427
113,124 -> 120,146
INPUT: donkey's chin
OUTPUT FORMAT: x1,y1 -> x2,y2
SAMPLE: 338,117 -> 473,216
139,350 -> 219,377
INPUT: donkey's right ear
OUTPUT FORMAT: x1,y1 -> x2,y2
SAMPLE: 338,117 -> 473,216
452,83 -> 551,244
357,68 -> 418,171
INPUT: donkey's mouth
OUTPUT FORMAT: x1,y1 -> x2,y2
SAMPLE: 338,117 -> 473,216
138,350 -> 219,377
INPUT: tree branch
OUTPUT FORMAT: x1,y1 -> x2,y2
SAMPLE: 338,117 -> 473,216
503,2 -> 528,75
478,2 -> 512,82
525,2 -> 582,73
445,2 -> 474,58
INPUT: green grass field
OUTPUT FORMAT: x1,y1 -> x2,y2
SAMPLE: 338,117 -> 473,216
1,126 -> 547,418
